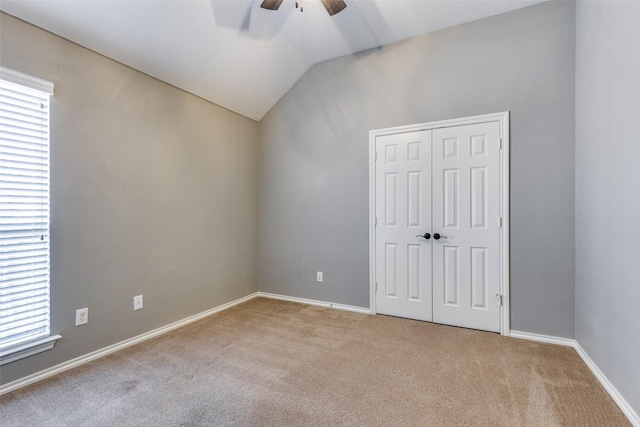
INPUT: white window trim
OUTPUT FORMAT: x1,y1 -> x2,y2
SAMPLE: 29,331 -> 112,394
0,335 -> 62,366
0,67 -> 59,365
0,67 -> 54,95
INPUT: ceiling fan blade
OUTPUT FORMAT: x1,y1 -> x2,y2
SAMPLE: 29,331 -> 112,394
320,0 -> 347,16
260,0 -> 284,11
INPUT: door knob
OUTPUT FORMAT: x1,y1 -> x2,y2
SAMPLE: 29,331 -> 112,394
416,233 -> 431,240
433,233 -> 447,240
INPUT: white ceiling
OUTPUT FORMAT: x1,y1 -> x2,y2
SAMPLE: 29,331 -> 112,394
1,0 -> 544,121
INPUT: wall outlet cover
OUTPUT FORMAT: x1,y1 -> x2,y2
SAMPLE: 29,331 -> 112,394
134,295 -> 143,311
75,308 -> 88,326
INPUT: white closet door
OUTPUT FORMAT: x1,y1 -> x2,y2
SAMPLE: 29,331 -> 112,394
431,122 -> 501,332
374,131 -> 433,321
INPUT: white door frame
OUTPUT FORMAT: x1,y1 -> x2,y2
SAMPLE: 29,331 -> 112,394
369,112 -> 510,335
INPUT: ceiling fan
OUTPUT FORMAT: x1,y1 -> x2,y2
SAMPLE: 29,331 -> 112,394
260,0 -> 347,16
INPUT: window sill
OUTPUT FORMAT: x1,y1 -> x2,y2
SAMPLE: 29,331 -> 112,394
0,335 -> 62,366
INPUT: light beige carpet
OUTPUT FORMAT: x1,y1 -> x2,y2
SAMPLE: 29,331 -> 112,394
0,297 -> 630,426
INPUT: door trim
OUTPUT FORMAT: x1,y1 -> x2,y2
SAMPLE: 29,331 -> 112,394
369,112 -> 510,335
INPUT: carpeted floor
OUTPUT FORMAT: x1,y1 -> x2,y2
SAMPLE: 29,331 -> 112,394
0,297 -> 630,426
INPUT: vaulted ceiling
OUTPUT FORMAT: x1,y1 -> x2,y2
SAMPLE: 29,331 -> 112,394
1,0 -> 544,121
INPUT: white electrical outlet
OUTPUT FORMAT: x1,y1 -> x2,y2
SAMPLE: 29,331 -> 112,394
75,308 -> 88,326
134,295 -> 143,311
317,272 -> 323,282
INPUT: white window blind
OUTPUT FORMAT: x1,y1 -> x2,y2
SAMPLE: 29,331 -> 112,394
0,70 -> 53,354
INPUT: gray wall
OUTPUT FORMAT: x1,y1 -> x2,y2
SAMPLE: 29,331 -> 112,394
0,13 -> 259,385
258,1 -> 576,337
575,1 -> 640,415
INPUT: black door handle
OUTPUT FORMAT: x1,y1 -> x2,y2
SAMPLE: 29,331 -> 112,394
416,233 -> 431,240
433,233 -> 447,240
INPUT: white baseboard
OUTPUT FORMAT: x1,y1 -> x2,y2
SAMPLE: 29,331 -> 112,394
509,330 -> 639,427
0,292 -> 259,396
257,292 -> 371,315
508,330 -> 576,347
573,341 -> 640,427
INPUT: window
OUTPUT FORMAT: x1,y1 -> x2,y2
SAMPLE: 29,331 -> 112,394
0,67 -> 59,365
